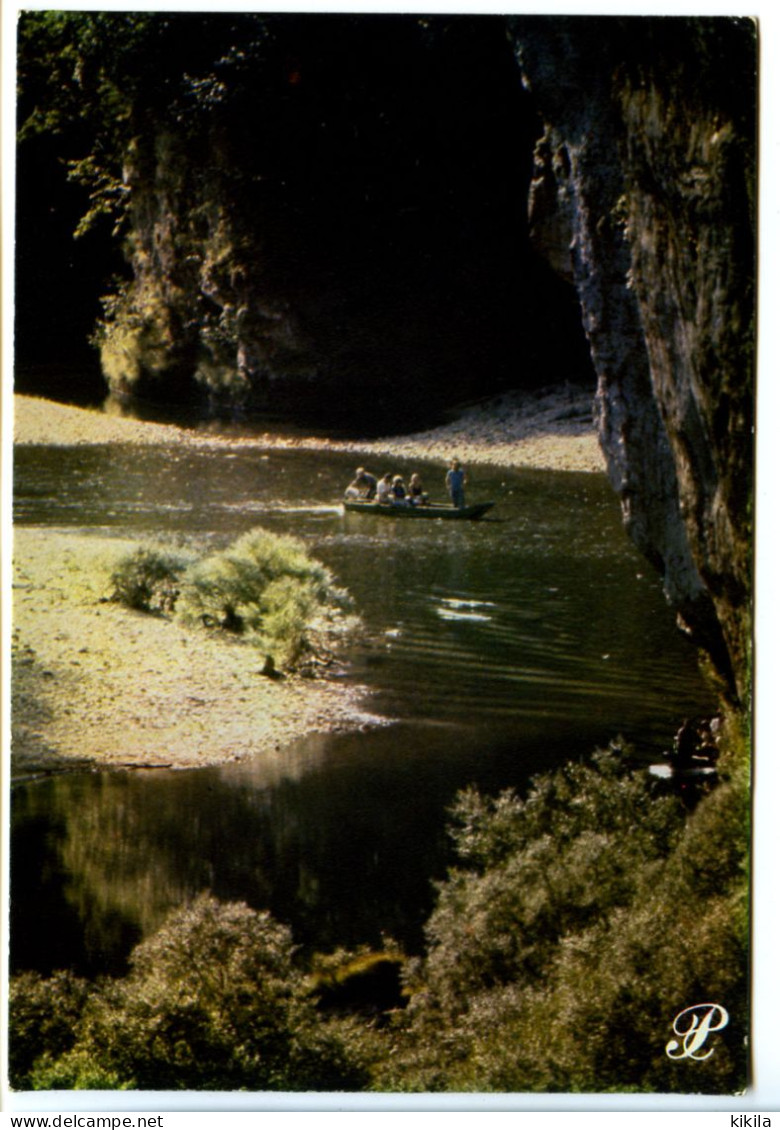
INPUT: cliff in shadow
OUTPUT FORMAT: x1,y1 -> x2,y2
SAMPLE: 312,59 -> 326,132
15,13 -> 591,430
511,17 -> 755,704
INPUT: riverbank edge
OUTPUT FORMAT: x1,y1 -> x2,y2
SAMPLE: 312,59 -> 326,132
13,385 -> 607,474
11,527 -> 386,781
10,387 -> 605,779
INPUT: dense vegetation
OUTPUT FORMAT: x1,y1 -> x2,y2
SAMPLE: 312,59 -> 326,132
10,735 -> 748,1093
11,897 -> 369,1092
376,741 -> 748,1093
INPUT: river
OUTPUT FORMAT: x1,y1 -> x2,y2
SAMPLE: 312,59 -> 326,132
11,441 -> 717,976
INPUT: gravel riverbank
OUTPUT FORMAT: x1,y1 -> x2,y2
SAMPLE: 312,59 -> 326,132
14,385 -> 606,473
11,387 -> 606,778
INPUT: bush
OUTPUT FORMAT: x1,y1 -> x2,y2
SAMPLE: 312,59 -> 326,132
13,895 -> 370,1092
176,528 -> 351,666
28,1049 -> 130,1092
9,970 -> 91,1089
105,528 -> 356,669
109,545 -> 189,614
419,749 -> 687,1010
370,746 -> 749,1095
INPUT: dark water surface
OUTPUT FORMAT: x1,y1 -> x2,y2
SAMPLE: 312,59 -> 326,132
12,442 -> 717,975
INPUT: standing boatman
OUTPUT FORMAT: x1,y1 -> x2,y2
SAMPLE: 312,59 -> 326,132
445,459 -> 467,509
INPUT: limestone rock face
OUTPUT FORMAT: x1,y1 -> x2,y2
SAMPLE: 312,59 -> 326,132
511,16 -> 755,703
99,127 -> 314,414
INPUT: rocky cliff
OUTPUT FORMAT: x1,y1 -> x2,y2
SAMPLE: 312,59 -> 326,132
511,16 -> 755,703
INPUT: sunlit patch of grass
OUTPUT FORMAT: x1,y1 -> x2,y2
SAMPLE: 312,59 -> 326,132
26,527 -> 356,672
28,537 -> 152,607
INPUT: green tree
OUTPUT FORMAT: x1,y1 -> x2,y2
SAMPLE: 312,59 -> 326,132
17,11 -> 281,239
18,12 -> 160,237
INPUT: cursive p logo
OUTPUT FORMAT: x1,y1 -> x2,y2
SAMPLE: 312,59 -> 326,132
665,1003 -> 730,1060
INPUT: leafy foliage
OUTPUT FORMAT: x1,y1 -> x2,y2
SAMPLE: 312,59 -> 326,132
109,546 -> 189,614
16,12 -> 290,398
372,746 -> 749,1094
17,13 -> 277,238
18,13 -> 155,238
9,970 -> 92,1090
419,748 -> 687,1008
12,895 -> 369,1092
176,527 -> 352,666
105,529 -> 354,668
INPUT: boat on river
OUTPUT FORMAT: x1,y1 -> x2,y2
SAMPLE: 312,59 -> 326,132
343,499 -> 495,520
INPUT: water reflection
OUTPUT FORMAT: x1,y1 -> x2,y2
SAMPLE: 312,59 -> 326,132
11,725 -> 338,972
12,722 -> 579,976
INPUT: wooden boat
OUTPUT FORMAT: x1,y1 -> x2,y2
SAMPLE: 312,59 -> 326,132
343,499 -> 494,520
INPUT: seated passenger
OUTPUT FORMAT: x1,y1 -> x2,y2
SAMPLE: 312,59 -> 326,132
391,475 -> 409,504
376,473 -> 394,503
349,467 -> 377,499
408,473 -> 428,505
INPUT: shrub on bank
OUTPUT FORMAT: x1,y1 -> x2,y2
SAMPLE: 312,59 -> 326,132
9,970 -> 92,1090
175,528 -> 351,666
109,546 -> 189,614
371,744 -> 749,1094
12,895 -> 370,1092
107,528 -> 353,668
